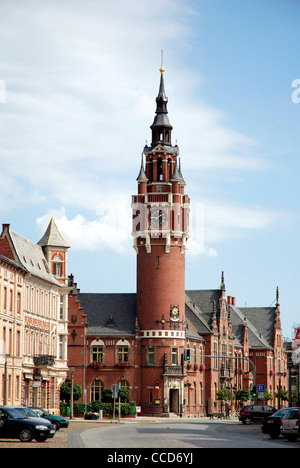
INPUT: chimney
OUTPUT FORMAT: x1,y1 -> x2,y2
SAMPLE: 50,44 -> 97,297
2,223 -> 10,233
232,297 -> 236,306
227,296 -> 232,305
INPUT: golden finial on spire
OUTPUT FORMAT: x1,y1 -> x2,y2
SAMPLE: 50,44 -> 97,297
159,49 -> 165,74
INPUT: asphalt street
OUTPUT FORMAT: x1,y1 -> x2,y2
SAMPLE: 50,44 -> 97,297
68,418 -> 299,449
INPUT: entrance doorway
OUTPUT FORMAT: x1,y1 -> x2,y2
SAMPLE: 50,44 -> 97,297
169,389 -> 179,414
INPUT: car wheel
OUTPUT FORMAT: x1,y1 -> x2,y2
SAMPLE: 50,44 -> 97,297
19,428 -> 33,442
244,417 -> 252,425
53,421 -> 60,431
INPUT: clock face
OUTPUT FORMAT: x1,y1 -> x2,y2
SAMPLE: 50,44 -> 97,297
170,306 -> 179,322
149,209 -> 167,228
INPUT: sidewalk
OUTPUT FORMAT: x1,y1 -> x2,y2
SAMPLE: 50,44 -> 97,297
69,415 -> 241,424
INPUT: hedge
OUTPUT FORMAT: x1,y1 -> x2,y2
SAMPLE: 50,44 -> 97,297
60,400 -> 136,416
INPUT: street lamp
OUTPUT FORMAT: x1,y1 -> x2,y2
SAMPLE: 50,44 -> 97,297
0,353 -> 10,405
69,367 -> 76,419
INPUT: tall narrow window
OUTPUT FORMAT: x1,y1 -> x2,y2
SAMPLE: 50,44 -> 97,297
4,287 -> 7,310
17,292 -> 21,315
59,295 -> 64,320
171,347 -> 178,365
157,157 -> 163,181
41,292 -> 44,316
147,346 -> 156,366
26,286 -> 30,311
16,330 -> 20,356
58,335 -> 63,360
9,289 -> 13,313
91,380 -> 103,401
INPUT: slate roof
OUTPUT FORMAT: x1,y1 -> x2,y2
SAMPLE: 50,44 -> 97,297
185,294 -> 212,338
0,253 -> 28,273
77,293 -> 136,337
10,230 -> 61,286
186,289 -> 222,328
233,306 -> 275,350
37,218 -> 70,248
76,289 -> 276,350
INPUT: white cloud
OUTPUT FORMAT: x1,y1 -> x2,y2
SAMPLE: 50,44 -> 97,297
0,0 -> 268,214
36,195 -> 132,254
192,200 -> 286,246
1,0 -> 285,259
36,196 -> 286,258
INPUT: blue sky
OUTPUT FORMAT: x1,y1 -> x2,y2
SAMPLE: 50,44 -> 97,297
0,0 -> 299,338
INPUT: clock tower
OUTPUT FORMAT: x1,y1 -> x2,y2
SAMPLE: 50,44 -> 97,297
132,65 -> 190,415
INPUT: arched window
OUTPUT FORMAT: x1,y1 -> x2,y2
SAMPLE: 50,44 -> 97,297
90,339 -> 105,363
53,254 -> 63,277
91,380 -> 103,401
116,339 -> 130,364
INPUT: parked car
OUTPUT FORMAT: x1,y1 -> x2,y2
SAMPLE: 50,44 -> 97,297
29,406 -> 69,431
9,406 -> 48,423
0,406 -> 56,442
261,407 -> 295,439
280,407 -> 299,442
239,404 -> 277,425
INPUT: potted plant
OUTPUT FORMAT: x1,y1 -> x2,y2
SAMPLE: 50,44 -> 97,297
90,361 -> 106,369
115,362 -> 130,368
84,411 -> 99,420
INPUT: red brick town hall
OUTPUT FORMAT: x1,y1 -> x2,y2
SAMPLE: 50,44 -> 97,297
0,67 -> 287,417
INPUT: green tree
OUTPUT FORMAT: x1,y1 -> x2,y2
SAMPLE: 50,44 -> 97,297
275,389 -> 288,401
217,389 -> 232,402
102,387 -> 130,403
262,390 -> 273,402
60,381 -> 82,403
235,388 -> 250,406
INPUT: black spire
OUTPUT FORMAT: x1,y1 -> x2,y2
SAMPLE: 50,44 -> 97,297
136,153 -> 148,182
150,65 -> 173,147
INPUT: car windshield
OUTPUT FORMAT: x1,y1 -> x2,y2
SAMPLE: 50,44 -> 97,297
271,409 -> 285,417
33,408 -> 49,416
272,408 -> 295,418
16,407 -> 39,417
5,408 -> 26,419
